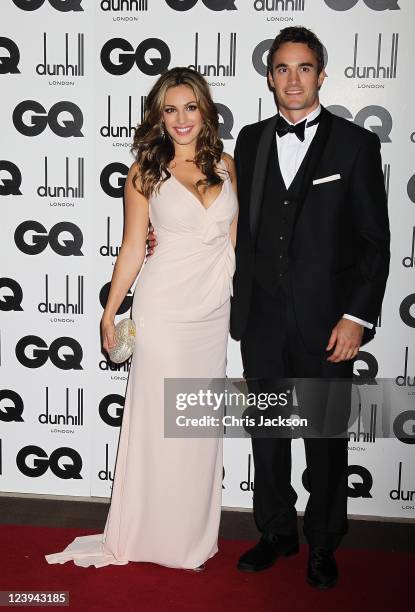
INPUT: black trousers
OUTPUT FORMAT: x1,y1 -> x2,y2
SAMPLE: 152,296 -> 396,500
240,279 -> 353,551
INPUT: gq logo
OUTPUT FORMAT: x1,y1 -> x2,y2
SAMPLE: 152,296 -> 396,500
165,0 -> 237,9
0,390 -> 24,422
12,0 -> 83,11
14,221 -> 83,256
101,38 -> 171,76
303,465 -> 373,497
324,0 -> 399,9
0,37 -> 20,74
399,294 -> 415,328
327,105 -> 392,143
100,282 -> 133,314
13,101 -> 84,137
216,103 -> 234,140
252,39 -> 328,77
407,175 -> 415,204
15,335 -> 83,370
0,161 -> 22,196
100,163 -> 128,198
16,446 -> 82,479
0,278 -> 23,311
393,411 -> 415,445
347,465 -> 373,498
99,394 -> 125,427
353,350 -> 378,381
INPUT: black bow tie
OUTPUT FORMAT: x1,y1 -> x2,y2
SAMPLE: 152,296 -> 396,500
275,113 -> 320,142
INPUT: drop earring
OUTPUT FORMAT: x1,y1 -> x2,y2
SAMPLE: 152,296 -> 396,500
160,123 -> 165,138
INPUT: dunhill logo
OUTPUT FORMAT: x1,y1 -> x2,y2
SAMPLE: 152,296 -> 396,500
37,157 -> 84,199
376,306 -> 382,329
402,228 -> 415,268
189,33 -> 237,77
240,453 -> 254,492
100,95 -> 146,139
38,274 -> 84,315
345,33 -> 398,79
396,347 -> 415,387
101,0 -> 148,9
257,98 -> 264,122
36,33 -> 84,77
98,444 -> 114,481
100,217 -> 120,258
348,404 -> 377,443
389,462 -> 415,502
383,163 -> 390,205
253,0 -> 305,10
38,387 -> 84,426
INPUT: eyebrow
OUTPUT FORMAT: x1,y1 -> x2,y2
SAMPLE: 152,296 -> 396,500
163,100 -> 198,107
274,62 -> 314,68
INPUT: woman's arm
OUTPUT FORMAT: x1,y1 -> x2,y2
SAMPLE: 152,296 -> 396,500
222,152 -> 239,249
101,162 -> 149,351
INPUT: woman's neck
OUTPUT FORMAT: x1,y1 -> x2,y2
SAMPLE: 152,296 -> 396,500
173,143 -> 196,163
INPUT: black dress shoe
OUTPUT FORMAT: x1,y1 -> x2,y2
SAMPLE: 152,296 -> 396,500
237,534 -> 299,572
307,546 -> 338,589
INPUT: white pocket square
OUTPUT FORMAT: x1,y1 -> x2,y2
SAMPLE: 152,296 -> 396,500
312,174 -> 341,185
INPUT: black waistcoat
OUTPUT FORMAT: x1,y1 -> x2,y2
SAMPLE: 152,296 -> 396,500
253,138 -> 309,295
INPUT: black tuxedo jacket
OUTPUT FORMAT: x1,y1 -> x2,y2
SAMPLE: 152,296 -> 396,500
230,106 -> 391,353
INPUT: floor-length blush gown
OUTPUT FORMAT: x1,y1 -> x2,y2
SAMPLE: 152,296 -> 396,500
45,160 -> 237,569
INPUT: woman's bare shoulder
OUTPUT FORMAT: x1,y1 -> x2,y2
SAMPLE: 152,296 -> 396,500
221,152 -> 236,181
126,160 -> 143,189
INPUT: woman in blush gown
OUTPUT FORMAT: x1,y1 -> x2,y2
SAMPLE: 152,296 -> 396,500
45,67 -> 238,570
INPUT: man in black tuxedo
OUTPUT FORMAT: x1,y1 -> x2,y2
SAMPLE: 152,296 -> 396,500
231,27 -> 390,588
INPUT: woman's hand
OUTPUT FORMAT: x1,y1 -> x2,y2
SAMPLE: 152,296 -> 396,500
101,316 -> 117,353
146,222 -> 158,257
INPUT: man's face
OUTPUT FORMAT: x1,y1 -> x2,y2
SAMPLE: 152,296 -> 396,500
268,42 -> 325,117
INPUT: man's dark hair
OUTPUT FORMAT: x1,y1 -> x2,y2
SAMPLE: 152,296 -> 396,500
266,26 -> 325,75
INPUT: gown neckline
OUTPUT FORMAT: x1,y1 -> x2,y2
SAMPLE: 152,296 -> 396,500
168,163 -> 226,212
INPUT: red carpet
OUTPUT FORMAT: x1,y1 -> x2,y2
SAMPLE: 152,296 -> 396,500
0,525 -> 412,612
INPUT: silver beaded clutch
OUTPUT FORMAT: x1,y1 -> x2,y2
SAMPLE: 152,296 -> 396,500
108,317 -> 136,364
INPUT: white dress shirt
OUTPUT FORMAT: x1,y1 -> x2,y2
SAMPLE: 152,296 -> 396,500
276,104 -> 373,330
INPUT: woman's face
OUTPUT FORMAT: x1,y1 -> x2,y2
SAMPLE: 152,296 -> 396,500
162,84 -> 203,148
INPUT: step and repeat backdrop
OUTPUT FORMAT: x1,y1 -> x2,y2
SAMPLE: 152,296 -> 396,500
1,0 -> 414,519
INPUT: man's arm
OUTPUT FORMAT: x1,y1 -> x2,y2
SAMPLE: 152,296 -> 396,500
233,125 -> 247,188
344,132 -> 391,322
326,132 -> 390,362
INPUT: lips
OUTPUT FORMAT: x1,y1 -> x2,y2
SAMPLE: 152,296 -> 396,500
173,126 -> 193,136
